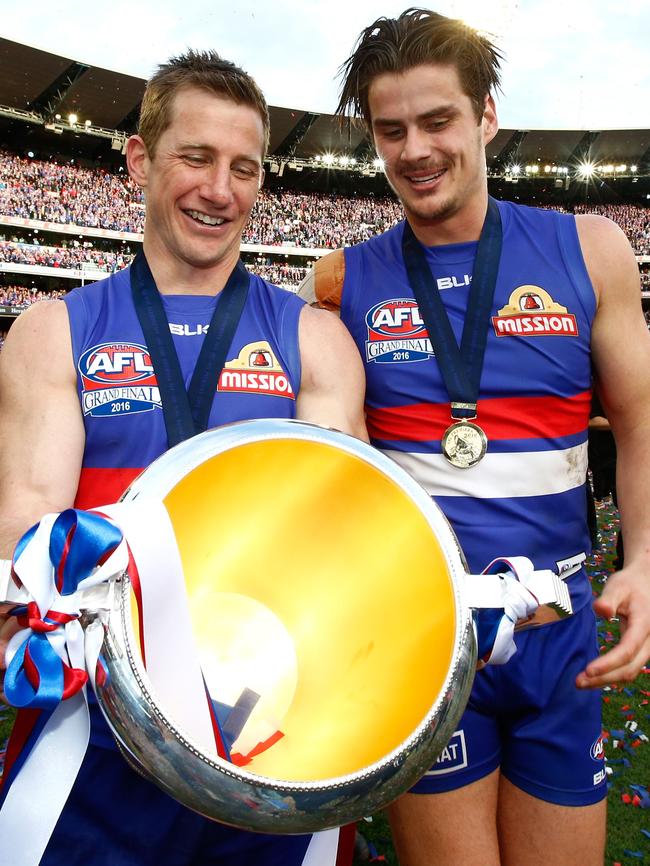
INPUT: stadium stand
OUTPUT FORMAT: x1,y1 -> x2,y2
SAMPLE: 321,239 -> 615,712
1,38 -> 650,336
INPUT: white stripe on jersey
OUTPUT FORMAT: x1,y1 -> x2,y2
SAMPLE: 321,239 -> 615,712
385,442 -> 588,499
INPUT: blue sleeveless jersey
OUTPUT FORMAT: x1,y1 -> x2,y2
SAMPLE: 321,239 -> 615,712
64,265 -> 303,510
339,200 -> 595,611
64,265 -> 303,748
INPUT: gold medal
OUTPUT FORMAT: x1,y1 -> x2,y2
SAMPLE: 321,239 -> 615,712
441,421 -> 487,468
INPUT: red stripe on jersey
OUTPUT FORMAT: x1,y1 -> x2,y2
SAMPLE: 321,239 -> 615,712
74,466 -> 143,510
367,390 -> 591,442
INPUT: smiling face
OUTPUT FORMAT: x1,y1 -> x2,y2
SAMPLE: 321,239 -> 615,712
368,63 -> 497,242
127,86 -> 265,290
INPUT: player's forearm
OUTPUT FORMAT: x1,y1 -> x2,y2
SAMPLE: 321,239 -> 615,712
612,432 -> 650,568
0,493 -> 60,559
0,456 -> 81,559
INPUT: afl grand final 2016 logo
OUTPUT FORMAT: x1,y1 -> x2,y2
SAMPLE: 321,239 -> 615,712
79,342 -> 161,417
365,298 -> 434,363
492,286 -> 578,337
217,341 -> 295,398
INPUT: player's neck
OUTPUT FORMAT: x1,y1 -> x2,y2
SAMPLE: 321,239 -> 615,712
142,237 -> 240,296
406,190 -> 489,248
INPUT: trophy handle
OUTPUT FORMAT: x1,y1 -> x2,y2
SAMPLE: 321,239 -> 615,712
464,568 -> 573,619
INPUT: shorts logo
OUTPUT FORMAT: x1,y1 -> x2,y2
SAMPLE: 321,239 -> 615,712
365,298 -> 434,363
492,286 -> 578,337
218,341 -> 295,399
424,730 -> 468,776
590,734 -> 605,762
593,769 -> 606,786
79,342 -> 161,417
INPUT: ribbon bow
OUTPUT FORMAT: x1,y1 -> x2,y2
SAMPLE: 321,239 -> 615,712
474,556 -> 544,665
3,510 -> 126,712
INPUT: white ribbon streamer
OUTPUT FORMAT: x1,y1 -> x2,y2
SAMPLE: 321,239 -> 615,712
0,500 -> 219,866
99,501 -> 217,756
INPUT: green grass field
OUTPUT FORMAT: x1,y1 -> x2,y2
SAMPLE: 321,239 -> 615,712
1,499 -> 648,864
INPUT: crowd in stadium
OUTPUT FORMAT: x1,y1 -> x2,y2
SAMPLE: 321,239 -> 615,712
0,152 -> 145,233
246,189 -> 403,247
0,240 -> 131,273
0,285 -> 66,306
246,260 -> 310,287
2,152 -> 650,254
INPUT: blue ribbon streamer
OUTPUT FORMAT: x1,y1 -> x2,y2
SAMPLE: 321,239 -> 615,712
474,608 -> 507,662
48,509 -> 123,596
4,634 -> 64,710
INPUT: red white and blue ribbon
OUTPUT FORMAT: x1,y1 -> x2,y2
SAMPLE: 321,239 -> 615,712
0,509 -> 129,866
0,501 -> 225,866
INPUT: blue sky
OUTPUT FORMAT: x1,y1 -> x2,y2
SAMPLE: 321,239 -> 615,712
3,0 -> 649,130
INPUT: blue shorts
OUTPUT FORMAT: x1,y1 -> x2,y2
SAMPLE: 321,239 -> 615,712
411,603 -> 607,806
41,744 -> 350,866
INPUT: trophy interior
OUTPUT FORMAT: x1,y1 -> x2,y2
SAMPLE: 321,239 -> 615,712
129,436 -> 456,782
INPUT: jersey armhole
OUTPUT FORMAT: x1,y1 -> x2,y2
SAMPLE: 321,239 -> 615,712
63,289 -> 90,388
556,213 -> 597,326
277,290 -> 304,399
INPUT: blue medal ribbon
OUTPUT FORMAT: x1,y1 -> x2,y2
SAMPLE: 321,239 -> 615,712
401,198 -> 503,420
130,251 -> 250,447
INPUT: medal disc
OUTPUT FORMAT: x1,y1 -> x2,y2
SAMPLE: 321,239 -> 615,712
441,421 -> 487,468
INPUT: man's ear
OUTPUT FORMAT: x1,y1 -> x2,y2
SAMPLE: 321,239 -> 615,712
125,135 -> 150,188
482,95 -> 498,146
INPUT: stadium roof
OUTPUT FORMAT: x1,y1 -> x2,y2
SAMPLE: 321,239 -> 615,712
1,36 -> 650,173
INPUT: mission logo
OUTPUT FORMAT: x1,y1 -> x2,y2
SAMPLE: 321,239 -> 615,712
217,341 -> 295,398
492,286 -> 578,337
365,298 -> 434,363
79,342 -> 161,417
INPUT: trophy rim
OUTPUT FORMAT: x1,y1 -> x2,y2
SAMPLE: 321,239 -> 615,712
94,419 -> 476,831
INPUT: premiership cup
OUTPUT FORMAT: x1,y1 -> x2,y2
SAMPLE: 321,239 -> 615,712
91,419 -> 477,833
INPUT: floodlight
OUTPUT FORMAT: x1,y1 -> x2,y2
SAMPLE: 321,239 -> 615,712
68,113 -> 78,125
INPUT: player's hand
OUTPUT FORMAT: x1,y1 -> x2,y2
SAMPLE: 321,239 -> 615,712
576,565 -> 650,688
0,609 -> 22,704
